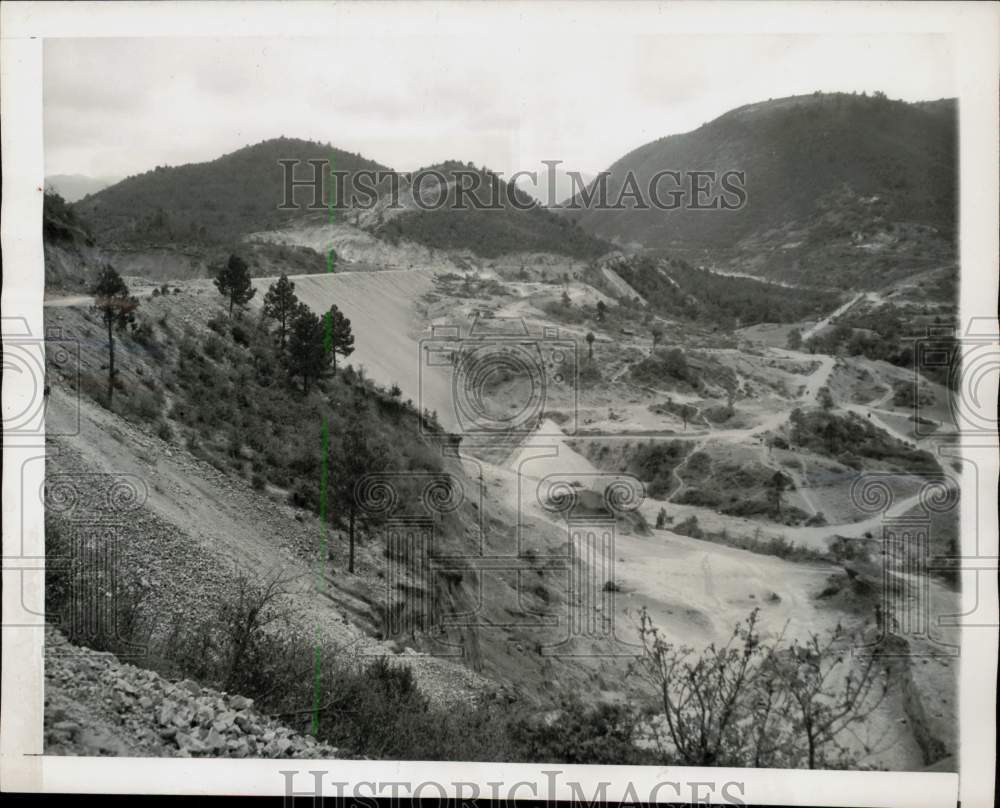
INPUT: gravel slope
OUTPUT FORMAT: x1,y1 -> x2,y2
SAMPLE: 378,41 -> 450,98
45,627 -> 338,759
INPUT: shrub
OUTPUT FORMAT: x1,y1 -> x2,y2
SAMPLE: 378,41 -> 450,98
507,693 -> 657,765
231,322 -> 251,347
673,515 -> 703,539
629,441 -> 689,498
204,334 -> 225,361
655,507 -> 668,529
116,385 -> 164,424
633,606 -> 889,769
207,313 -> 227,334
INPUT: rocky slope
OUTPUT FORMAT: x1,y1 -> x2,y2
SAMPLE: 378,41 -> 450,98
45,627 -> 339,758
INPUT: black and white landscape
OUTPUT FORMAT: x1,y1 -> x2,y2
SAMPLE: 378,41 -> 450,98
38,32 -> 965,774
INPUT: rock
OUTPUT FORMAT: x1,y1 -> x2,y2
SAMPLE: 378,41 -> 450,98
111,692 -> 133,712
172,705 -> 195,728
175,731 -> 208,755
203,728 -> 227,752
157,701 -> 178,727
229,695 -> 253,710
177,679 -> 201,696
195,703 -> 215,726
264,737 -> 293,757
51,720 -> 80,738
213,710 -> 238,733
114,677 -> 138,695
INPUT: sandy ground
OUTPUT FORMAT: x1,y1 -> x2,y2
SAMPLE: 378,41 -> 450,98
42,266 -> 959,770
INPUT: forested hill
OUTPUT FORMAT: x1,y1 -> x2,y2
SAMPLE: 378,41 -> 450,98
74,137 -> 389,247
73,145 -> 613,260
371,161 -> 614,259
606,254 -> 843,327
560,93 -> 957,287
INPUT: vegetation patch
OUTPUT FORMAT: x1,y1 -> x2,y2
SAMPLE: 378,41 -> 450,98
788,408 -> 939,473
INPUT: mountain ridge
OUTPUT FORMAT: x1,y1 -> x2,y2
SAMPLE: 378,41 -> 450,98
559,92 -> 957,287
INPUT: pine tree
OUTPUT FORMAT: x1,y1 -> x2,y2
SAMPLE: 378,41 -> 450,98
585,331 -> 595,359
262,273 -> 298,349
90,265 -> 138,408
287,303 -> 329,392
769,471 -> 790,519
214,253 -> 256,316
326,304 -> 355,371
329,421 -> 390,574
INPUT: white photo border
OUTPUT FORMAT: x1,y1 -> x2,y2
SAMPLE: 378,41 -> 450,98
2,2 -> 996,806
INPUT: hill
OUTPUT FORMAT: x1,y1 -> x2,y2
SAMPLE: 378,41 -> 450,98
369,161 -> 614,259
43,191 -> 104,290
562,93 -> 957,288
74,137 -> 390,247
74,144 -> 612,262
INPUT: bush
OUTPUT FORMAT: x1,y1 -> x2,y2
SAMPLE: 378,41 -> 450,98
116,385 -> 164,424
633,606 -> 889,769
207,313 -> 227,334
507,693 -> 657,765
630,348 -> 700,389
204,333 -> 225,361
655,507 -> 668,529
629,440 -> 690,498
673,515 -> 703,539
231,322 -> 250,347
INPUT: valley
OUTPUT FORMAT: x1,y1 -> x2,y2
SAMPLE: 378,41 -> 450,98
38,91 -> 961,771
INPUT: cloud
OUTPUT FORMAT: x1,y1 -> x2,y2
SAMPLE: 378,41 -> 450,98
43,32 -> 956,181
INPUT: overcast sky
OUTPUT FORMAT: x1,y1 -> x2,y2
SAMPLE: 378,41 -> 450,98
44,32 -> 956,187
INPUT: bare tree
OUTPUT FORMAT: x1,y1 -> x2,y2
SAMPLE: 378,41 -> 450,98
632,607 -> 890,769
219,569 -> 296,692
771,626 -> 889,769
632,607 -> 770,766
